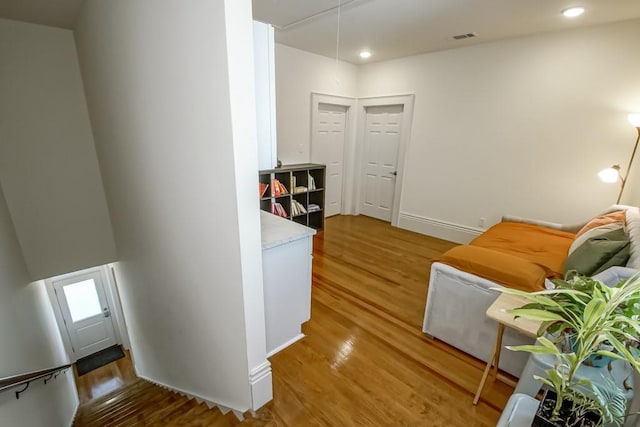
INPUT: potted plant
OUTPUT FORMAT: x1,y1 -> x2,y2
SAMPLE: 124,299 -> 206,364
497,273 -> 640,426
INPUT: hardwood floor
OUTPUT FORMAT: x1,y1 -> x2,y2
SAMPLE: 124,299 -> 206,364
74,349 -> 137,405
75,215 -> 514,425
74,376 -> 240,426
261,215 -> 513,425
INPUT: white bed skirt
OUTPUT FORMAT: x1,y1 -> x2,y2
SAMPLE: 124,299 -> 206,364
423,262 -> 533,377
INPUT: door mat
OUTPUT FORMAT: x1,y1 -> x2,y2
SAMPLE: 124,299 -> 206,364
76,345 -> 125,376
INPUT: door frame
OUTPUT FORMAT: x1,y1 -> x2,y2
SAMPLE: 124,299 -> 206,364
355,94 -> 415,227
310,93 -> 357,215
45,265 -> 130,362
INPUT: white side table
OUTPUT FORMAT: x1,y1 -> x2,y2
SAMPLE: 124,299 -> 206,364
496,393 -> 539,427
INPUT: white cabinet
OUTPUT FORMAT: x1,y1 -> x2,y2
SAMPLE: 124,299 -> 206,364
260,212 -> 315,356
253,21 -> 277,171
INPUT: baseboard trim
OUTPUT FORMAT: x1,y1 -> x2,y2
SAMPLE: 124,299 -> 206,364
69,404 -> 79,427
266,333 -> 305,358
249,361 -> 273,411
66,368 -> 80,427
397,212 -> 483,244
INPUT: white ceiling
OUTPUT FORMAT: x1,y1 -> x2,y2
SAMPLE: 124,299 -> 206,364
253,0 -> 640,64
2,1 -> 639,64
0,0 -> 85,29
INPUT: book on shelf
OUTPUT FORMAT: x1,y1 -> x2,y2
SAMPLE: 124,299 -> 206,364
308,203 -> 321,213
271,179 -> 280,196
291,200 -> 307,216
271,179 -> 288,196
259,183 -> 269,198
271,202 -> 288,218
293,186 -> 308,194
308,174 -> 316,190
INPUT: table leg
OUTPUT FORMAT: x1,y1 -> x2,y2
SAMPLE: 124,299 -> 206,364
492,323 -> 504,379
473,323 -> 504,405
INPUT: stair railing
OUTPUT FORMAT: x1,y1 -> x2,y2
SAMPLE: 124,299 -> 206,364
0,364 -> 72,399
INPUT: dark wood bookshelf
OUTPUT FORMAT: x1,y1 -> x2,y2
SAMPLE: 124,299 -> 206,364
259,163 -> 326,230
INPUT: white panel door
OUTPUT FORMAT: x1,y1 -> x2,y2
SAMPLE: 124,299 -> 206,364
361,105 -> 404,222
313,103 -> 347,217
53,271 -> 117,358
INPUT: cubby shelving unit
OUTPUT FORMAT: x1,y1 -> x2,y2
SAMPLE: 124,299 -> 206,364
259,163 -> 326,230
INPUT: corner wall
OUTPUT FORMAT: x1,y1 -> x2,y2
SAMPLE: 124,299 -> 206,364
357,19 -> 640,237
275,44 -> 359,164
74,0 -> 268,412
0,185 -> 77,427
0,18 -> 116,280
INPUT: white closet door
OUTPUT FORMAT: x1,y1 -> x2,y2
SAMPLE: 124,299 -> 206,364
313,103 -> 348,217
360,105 -> 404,222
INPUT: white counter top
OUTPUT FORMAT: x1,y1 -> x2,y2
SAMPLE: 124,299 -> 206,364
260,211 -> 316,249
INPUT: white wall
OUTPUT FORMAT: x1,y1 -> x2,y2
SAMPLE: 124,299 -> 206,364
254,22 -> 277,171
275,44 -> 359,164
0,19 -> 117,280
225,2 -> 272,409
74,0 -> 268,412
357,19 -> 640,237
0,185 -> 78,427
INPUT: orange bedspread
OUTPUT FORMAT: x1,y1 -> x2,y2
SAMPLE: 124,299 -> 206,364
436,222 -> 575,292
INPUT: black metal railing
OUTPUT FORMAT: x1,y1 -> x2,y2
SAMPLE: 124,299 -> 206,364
0,364 -> 71,399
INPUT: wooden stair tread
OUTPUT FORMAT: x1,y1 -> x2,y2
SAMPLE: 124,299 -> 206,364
171,404 -> 217,427
77,378 -> 154,411
75,381 -> 166,422
72,378 -> 243,426
97,390 -> 181,426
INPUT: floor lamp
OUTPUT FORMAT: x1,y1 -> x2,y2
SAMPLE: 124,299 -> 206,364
598,113 -> 640,204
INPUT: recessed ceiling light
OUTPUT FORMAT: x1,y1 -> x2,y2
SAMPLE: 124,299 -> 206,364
359,51 -> 372,59
562,7 -> 585,18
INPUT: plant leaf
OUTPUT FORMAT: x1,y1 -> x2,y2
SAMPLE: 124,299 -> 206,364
506,344 -> 558,355
583,297 -> 606,328
524,295 -> 563,308
508,308 -> 565,321
537,335 -> 561,350
604,333 -> 640,369
532,374 -> 555,389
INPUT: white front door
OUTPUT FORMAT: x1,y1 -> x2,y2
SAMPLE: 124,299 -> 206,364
53,271 -> 117,359
312,102 -> 348,217
361,105 -> 404,222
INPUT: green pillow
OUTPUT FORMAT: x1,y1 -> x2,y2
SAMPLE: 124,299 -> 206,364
563,228 -> 630,277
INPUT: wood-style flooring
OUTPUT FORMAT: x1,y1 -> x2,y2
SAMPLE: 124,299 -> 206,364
75,215 -> 514,426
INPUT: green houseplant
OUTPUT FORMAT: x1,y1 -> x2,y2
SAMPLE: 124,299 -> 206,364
498,273 -> 640,426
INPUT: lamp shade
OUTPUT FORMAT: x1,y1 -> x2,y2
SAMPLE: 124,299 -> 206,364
629,113 -> 640,128
598,166 -> 621,183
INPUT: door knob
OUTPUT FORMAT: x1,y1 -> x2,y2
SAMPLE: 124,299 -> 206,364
103,307 -> 111,318
391,171 -> 397,176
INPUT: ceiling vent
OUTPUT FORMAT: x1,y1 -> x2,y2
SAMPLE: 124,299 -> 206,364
452,32 -> 478,40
